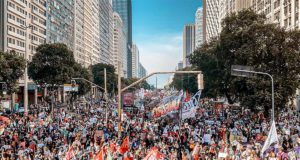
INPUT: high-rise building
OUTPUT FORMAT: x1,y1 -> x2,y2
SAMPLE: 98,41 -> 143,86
177,61 -> 183,70
183,24 -> 195,68
203,0 -> 220,42
74,0 -> 95,67
251,0 -> 300,30
138,63 -> 147,78
205,0 -> 300,42
46,0 -> 74,50
219,0 -> 253,28
112,0 -> 133,77
91,0 -> 101,65
0,0 -> 47,105
0,0 -> 47,59
132,44 -> 139,78
99,0 -> 114,65
113,12 -> 127,77
195,7 -> 204,48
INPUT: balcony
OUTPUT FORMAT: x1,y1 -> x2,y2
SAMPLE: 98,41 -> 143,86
32,0 -> 46,10
12,0 -> 27,8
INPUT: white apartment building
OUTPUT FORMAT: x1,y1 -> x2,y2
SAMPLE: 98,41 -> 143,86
0,0 -> 47,105
132,44 -> 139,78
195,7 -> 204,48
204,0 -> 300,42
251,0 -> 300,30
203,0 -> 220,42
91,0 -> 101,65
99,0 -> 114,65
113,12 -> 127,77
1,0 -> 47,60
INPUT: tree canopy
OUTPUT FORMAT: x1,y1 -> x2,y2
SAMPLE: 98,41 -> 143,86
28,43 -> 75,86
0,50 -> 26,94
73,63 -> 92,96
91,63 -> 117,93
190,9 -> 300,112
170,67 -> 198,94
122,77 -> 154,91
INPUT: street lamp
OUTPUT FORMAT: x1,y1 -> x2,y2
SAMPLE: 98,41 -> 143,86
231,65 -> 275,122
21,24 -> 33,114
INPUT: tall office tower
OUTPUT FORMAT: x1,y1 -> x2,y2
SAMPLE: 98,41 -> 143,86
183,24 -> 195,68
46,0 -> 74,50
112,0 -> 133,77
0,0 -> 47,58
177,61 -> 183,70
203,0 -> 220,42
195,7 -> 204,48
138,63 -> 147,78
132,44 -> 140,78
99,0 -> 114,65
113,12 -> 127,77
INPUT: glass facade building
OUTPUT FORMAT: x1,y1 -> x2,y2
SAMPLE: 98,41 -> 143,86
46,0 -> 74,50
112,0 -> 132,77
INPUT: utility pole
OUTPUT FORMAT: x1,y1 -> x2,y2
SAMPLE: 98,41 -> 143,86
104,68 -> 108,126
117,62 -> 122,138
21,24 -> 32,114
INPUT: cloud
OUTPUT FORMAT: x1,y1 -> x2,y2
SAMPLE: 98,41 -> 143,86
135,34 -> 183,88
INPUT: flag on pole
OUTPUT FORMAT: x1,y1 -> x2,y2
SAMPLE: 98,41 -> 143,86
184,90 -> 190,102
119,136 -> 129,154
261,120 -> 279,157
143,147 -> 165,160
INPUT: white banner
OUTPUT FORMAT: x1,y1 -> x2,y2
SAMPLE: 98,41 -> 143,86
182,90 -> 202,120
261,120 -> 279,157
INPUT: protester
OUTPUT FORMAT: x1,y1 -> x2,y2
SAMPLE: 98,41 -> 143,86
0,94 -> 300,160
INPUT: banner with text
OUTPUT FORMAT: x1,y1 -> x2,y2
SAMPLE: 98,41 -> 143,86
181,90 -> 202,120
152,91 -> 183,118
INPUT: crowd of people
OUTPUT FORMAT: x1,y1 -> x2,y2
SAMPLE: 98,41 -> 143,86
0,94 -> 300,160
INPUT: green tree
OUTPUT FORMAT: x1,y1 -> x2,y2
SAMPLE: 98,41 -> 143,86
73,63 -> 92,96
28,43 -> 75,86
0,50 -> 26,94
122,77 -> 153,91
91,63 -> 117,93
190,9 -> 300,112
171,67 -> 198,94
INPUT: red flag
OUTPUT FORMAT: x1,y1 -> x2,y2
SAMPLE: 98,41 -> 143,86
65,146 -> 75,160
143,147 -> 165,160
119,136 -> 129,154
110,142 -> 117,153
184,90 -> 190,102
96,147 -> 104,160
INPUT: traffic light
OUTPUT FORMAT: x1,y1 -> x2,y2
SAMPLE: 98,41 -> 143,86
197,73 -> 204,90
2,83 -> 7,91
71,80 -> 76,91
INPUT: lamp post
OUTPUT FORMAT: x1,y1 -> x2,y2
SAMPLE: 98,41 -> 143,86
21,24 -> 32,114
231,68 -> 275,122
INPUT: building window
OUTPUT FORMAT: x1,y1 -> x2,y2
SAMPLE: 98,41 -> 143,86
8,2 -> 15,8
8,38 -> 15,44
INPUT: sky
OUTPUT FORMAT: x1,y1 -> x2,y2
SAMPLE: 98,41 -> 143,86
132,0 -> 202,88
